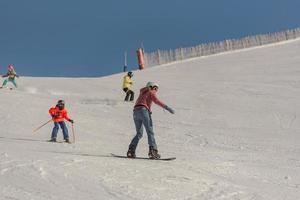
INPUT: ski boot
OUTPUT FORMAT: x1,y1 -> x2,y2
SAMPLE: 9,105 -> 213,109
48,138 -> 57,142
65,138 -> 71,144
148,146 -> 161,159
127,146 -> 136,158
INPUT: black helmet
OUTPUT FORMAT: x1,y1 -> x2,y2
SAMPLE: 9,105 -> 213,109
127,71 -> 133,77
57,100 -> 65,105
57,100 -> 65,110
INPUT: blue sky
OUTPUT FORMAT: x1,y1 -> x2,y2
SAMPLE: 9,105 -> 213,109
1,0 -> 300,77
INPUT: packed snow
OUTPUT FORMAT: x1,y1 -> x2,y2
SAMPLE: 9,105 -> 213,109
1,39 -> 300,200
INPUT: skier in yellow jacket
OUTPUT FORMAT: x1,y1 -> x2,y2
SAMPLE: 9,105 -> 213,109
122,71 -> 134,101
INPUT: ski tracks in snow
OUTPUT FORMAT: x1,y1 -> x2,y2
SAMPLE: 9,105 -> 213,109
93,155 -> 257,200
273,112 -> 297,130
0,158 -> 47,179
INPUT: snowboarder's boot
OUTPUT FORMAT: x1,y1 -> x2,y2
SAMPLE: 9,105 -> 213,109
148,146 -> 161,159
49,138 -> 57,142
127,146 -> 136,158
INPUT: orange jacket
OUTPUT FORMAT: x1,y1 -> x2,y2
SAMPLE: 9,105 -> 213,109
49,106 -> 71,122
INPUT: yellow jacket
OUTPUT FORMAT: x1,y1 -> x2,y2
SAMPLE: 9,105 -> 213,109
123,75 -> 133,89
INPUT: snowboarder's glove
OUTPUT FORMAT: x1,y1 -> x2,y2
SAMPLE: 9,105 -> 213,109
164,105 -> 175,114
68,119 -> 74,124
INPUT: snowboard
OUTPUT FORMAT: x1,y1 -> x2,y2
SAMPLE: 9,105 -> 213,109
111,153 -> 176,161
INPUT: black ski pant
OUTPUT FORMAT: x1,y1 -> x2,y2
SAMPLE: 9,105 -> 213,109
123,88 -> 134,101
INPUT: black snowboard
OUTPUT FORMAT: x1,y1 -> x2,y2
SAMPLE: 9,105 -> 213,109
111,153 -> 176,161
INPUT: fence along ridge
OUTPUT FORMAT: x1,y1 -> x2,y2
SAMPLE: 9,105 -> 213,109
144,28 -> 300,67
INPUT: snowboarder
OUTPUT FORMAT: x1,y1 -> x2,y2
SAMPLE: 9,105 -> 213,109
127,82 -> 175,159
1,64 -> 19,89
48,100 -> 74,143
122,71 -> 134,101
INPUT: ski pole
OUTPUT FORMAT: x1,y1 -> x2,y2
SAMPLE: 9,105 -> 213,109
33,119 -> 52,133
71,123 -> 75,143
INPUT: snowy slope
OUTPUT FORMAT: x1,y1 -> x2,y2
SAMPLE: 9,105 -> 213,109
1,39 -> 300,200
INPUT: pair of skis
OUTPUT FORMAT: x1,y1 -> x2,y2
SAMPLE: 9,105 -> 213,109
33,119 -> 76,144
0,86 -> 14,90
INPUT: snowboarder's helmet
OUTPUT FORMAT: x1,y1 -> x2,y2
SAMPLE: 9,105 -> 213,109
7,64 -> 14,71
146,81 -> 159,89
128,71 -> 133,77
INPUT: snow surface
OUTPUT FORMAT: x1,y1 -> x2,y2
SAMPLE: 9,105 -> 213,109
1,39 -> 300,200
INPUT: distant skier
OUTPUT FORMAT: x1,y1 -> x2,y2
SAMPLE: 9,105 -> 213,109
48,100 -> 74,143
127,82 -> 175,159
122,71 -> 134,101
0,64 -> 19,89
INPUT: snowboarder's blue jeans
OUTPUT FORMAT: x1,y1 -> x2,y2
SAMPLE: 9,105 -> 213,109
2,78 -> 17,88
51,121 -> 69,140
129,107 -> 157,150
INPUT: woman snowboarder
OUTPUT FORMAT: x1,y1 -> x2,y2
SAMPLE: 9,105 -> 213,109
127,82 -> 175,159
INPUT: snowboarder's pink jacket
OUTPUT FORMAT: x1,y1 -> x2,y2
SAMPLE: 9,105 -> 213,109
134,87 -> 165,112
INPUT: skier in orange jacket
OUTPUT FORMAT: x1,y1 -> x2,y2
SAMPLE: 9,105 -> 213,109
48,100 -> 74,143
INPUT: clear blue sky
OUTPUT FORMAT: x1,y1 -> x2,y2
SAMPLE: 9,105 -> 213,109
1,0 -> 300,77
